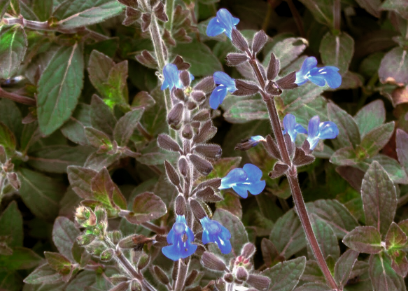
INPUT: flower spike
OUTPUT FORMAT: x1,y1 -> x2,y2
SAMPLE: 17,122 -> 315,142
282,114 -> 307,142
307,115 -> 339,150
295,57 -> 342,89
162,215 -> 197,261
200,216 -> 232,254
219,164 -> 266,198
161,63 -> 183,90
206,8 -> 240,39
209,71 -> 237,109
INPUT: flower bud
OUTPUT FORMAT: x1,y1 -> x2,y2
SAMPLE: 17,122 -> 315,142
75,206 -> 96,227
152,265 -> 170,285
283,133 -> 294,157
192,109 -> 210,121
157,134 -> 181,152
109,274 -> 129,285
164,160 -> 181,187
194,144 -> 222,159
141,13 -> 151,32
7,172 -> 20,190
293,147 -> 315,167
267,52 -> 280,81
241,243 -> 256,259
268,162 -> 289,179
193,121 -> 217,144
252,30 -> 268,55
224,273 -> 234,283
180,70 -> 191,87
123,7 -> 141,26
86,241 -> 106,256
246,274 -> 271,290
265,81 -> 282,95
172,88 -> 185,101
233,80 -> 259,96
226,53 -> 248,66
108,231 -> 122,245
195,178 -> 222,190
172,55 -> 191,71
119,235 -> 154,249
196,187 -> 223,202
236,266 -> 249,281
130,280 -> 142,291
190,199 -> 207,220
185,270 -> 199,286
136,50 -> 157,69
137,252 -> 150,270
201,251 -> 227,272
265,135 -> 281,160
100,248 -> 114,262
77,234 -> 96,246
187,101 -> 197,110
191,121 -> 200,128
231,29 -> 249,52
182,124 -> 193,139
153,2 -> 168,22
167,103 -> 184,128
276,71 -> 297,89
191,90 -> 206,104
175,195 -> 186,216
189,154 -> 213,176
194,76 -> 215,94
178,156 -> 189,177
153,234 -> 168,247
163,29 -> 176,46
173,28 -> 192,42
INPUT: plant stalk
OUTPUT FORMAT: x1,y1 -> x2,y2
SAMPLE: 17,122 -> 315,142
164,0 -> 175,32
246,48 -> 340,291
0,87 -> 36,106
333,0 -> 341,31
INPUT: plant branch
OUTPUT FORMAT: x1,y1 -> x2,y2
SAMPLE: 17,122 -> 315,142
0,87 -> 36,106
286,0 -> 305,37
246,48 -> 340,291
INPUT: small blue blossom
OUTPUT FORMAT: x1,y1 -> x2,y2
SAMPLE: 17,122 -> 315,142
162,215 -> 197,261
219,164 -> 266,198
206,8 -> 240,39
209,72 -> 237,109
307,115 -> 339,150
282,114 -> 307,142
200,216 -> 232,254
161,63 -> 183,90
295,57 -> 342,89
235,136 -> 266,151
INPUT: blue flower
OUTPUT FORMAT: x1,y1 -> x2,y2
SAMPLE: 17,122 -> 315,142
209,72 -> 237,109
162,215 -> 197,261
307,116 -> 339,150
282,114 -> 307,142
219,164 -> 266,198
200,216 -> 232,254
206,8 -> 240,39
161,63 -> 183,90
295,57 -> 342,89
235,135 -> 266,151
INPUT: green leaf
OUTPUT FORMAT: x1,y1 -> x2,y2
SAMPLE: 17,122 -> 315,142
85,127 -> 112,149
113,108 -> 144,146
309,215 -> 340,260
379,47 -> 408,86
330,147 -> 357,166
356,0 -> 381,17
223,100 -> 268,123
361,161 -> 397,235
136,143 -> 178,166
327,103 -> 361,149
84,151 -> 121,172
37,43 -> 84,135
297,0 -> 334,27
281,82 -> 325,113
18,168 -> 64,220
306,199 -> 358,239
360,122 -> 395,157
0,122 -> 16,159
67,166 -> 97,199
0,201 -> 23,247
319,32 -> 354,75
261,238 -> 282,268
172,39 -> 223,76
20,122 -> 41,155
90,94 -> 117,137
32,0 -> 53,21
44,252 -> 72,274
216,191 -> 242,219
262,257 -> 306,291
125,192 -> 167,224
288,96 -> 328,128
0,247 -> 42,270
52,217 -> 80,262
262,37 -> 308,69
88,50 -> 128,106
210,209 -> 248,261
0,25 -> 27,79
386,222 -> 407,250
396,128 -> 408,171
359,52 -> 384,78
369,253 -> 406,291
270,209 -> 306,259
343,226 -> 383,254
381,0 -> 408,20
61,104 -> 92,145
28,145 -> 93,173
334,249 -> 359,288
0,98 -> 23,139
53,0 -> 125,29
0,0 -> 10,19
206,157 -> 242,180
369,155 -> 408,184
354,100 -> 386,137
23,264 -> 62,284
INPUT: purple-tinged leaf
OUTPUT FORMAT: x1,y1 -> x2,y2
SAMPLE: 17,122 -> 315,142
386,222 -> 407,250
67,166 -> 97,199
361,161 -> 397,235
334,249 -> 359,287
261,256 -> 306,291
23,264 -> 62,285
0,122 -> 16,159
342,226 -> 382,254
90,95 -> 117,137
396,129 -> 408,171
354,100 -> 386,137
293,282 -> 332,291
296,0 -> 333,27
327,103 -> 360,149
388,249 -> 408,277
44,252 -> 73,281
308,215 -> 340,260
0,25 -> 27,80
261,238 -> 284,267
381,0 -> 408,20
330,147 -> 357,166
319,32 -> 354,75
369,253 -> 406,291
379,47 -> 408,86
125,192 -> 167,224
52,217 -> 80,262
360,122 -> 395,157
61,104 -> 92,146
113,108 -> 144,146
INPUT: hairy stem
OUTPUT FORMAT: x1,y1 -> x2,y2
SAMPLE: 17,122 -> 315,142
246,49 -> 340,291
0,87 -> 36,106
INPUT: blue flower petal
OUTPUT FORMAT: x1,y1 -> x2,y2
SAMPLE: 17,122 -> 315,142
213,71 -> 236,91
248,180 -> 266,195
206,17 -> 225,37
232,184 -> 249,198
216,235 -> 232,254
200,217 -> 232,254
322,67 -> 342,88
220,168 -> 247,189
250,135 -> 265,143
300,57 -> 317,76
243,163 -> 263,181
209,85 -> 228,109
318,121 -> 339,140
308,116 -> 320,139
295,124 -> 307,134
161,64 -> 182,90
216,9 -> 237,39
308,74 -> 326,87
283,114 -> 296,141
